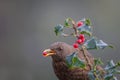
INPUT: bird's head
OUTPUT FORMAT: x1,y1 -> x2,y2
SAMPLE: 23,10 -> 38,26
43,42 -> 76,62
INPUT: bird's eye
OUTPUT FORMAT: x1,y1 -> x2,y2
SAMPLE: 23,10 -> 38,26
56,47 -> 62,51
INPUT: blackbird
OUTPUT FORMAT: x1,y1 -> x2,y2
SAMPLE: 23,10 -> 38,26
43,42 -> 103,80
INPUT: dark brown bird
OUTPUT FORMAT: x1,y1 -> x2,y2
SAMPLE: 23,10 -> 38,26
43,42 -> 103,80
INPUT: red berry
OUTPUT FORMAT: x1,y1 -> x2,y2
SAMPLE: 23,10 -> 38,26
43,52 -> 47,57
81,38 -> 85,43
76,39 -> 82,44
73,43 -> 79,48
77,21 -> 83,27
78,34 -> 85,39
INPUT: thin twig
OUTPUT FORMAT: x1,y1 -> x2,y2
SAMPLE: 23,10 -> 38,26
71,20 -> 79,38
81,46 -> 92,69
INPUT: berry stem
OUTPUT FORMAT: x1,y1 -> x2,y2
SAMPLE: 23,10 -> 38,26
81,46 -> 92,69
71,20 -> 79,38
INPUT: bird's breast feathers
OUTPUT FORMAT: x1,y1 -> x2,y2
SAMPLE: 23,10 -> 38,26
52,61 -> 89,80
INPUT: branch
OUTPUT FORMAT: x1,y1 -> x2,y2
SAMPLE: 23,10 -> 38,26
71,20 -> 79,38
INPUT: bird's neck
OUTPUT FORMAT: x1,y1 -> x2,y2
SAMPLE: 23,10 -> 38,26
52,58 -> 68,72
51,55 -> 65,63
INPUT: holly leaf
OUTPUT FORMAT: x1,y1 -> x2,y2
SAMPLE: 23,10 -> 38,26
88,71 -> 95,80
105,60 -> 116,71
113,77 -> 118,80
94,58 -> 103,66
96,40 -> 113,49
104,73 -> 117,80
104,62 -> 120,80
84,37 -> 113,50
116,61 -> 120,66
104,60 -> 120,80
96,40 -> 111,49
104,73 -> 113,80
54,24 -> 63,36
85,18 -> 91,26
84,37 -> 97,50
65,52 -> 86,68
105,60 -> 120,74
65,52 -> 75,67
114,70 -> 120,74
64,18 -> 72,27
72,55 -> 86,68
77,24 -> 92,36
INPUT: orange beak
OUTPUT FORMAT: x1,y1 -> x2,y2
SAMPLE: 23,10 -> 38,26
42,49 -> 56,57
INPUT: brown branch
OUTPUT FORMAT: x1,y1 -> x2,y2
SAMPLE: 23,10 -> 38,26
81,47 -> 101,79
71,20 -> 79,38
71,19 -> 92,69
81,46 -> 92,69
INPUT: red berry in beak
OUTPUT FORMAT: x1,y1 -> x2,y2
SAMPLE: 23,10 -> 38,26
42,52 -> 48,57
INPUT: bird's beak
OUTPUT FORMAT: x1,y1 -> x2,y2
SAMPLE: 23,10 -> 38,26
42,49 -> 56,57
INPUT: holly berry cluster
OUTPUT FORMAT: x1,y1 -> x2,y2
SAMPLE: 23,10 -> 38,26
73,21 -> 85,48
73,34 -> 85,48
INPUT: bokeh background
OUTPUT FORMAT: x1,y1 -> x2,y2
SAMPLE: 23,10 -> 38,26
0,0 -> 120,80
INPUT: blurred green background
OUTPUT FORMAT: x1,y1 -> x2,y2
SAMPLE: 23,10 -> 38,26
0,0 -> 120,80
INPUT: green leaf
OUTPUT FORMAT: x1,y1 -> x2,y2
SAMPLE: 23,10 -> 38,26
65,52 -> 86,68
105,60 -> 116,71
109,45 -> 114,48
116,61 -> 120,66
88,71 -> 95,80
104,60 -> 120,80
72,56 -> 86,68
96,40 -> 112,49
107,60 -> 115,68
84,37 -> 113,50
104,74 -> 113,80
105,60 -> 120,75
64,18 -> 72,27
54,24 -> 63,36
113,77 -> 118,80
114,70 -> 120,74
77,24 -> 92,36
85,18 -> 91,26
94,58 -> 103,66
65,52 -> 75,67
84,37 -> 97,50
